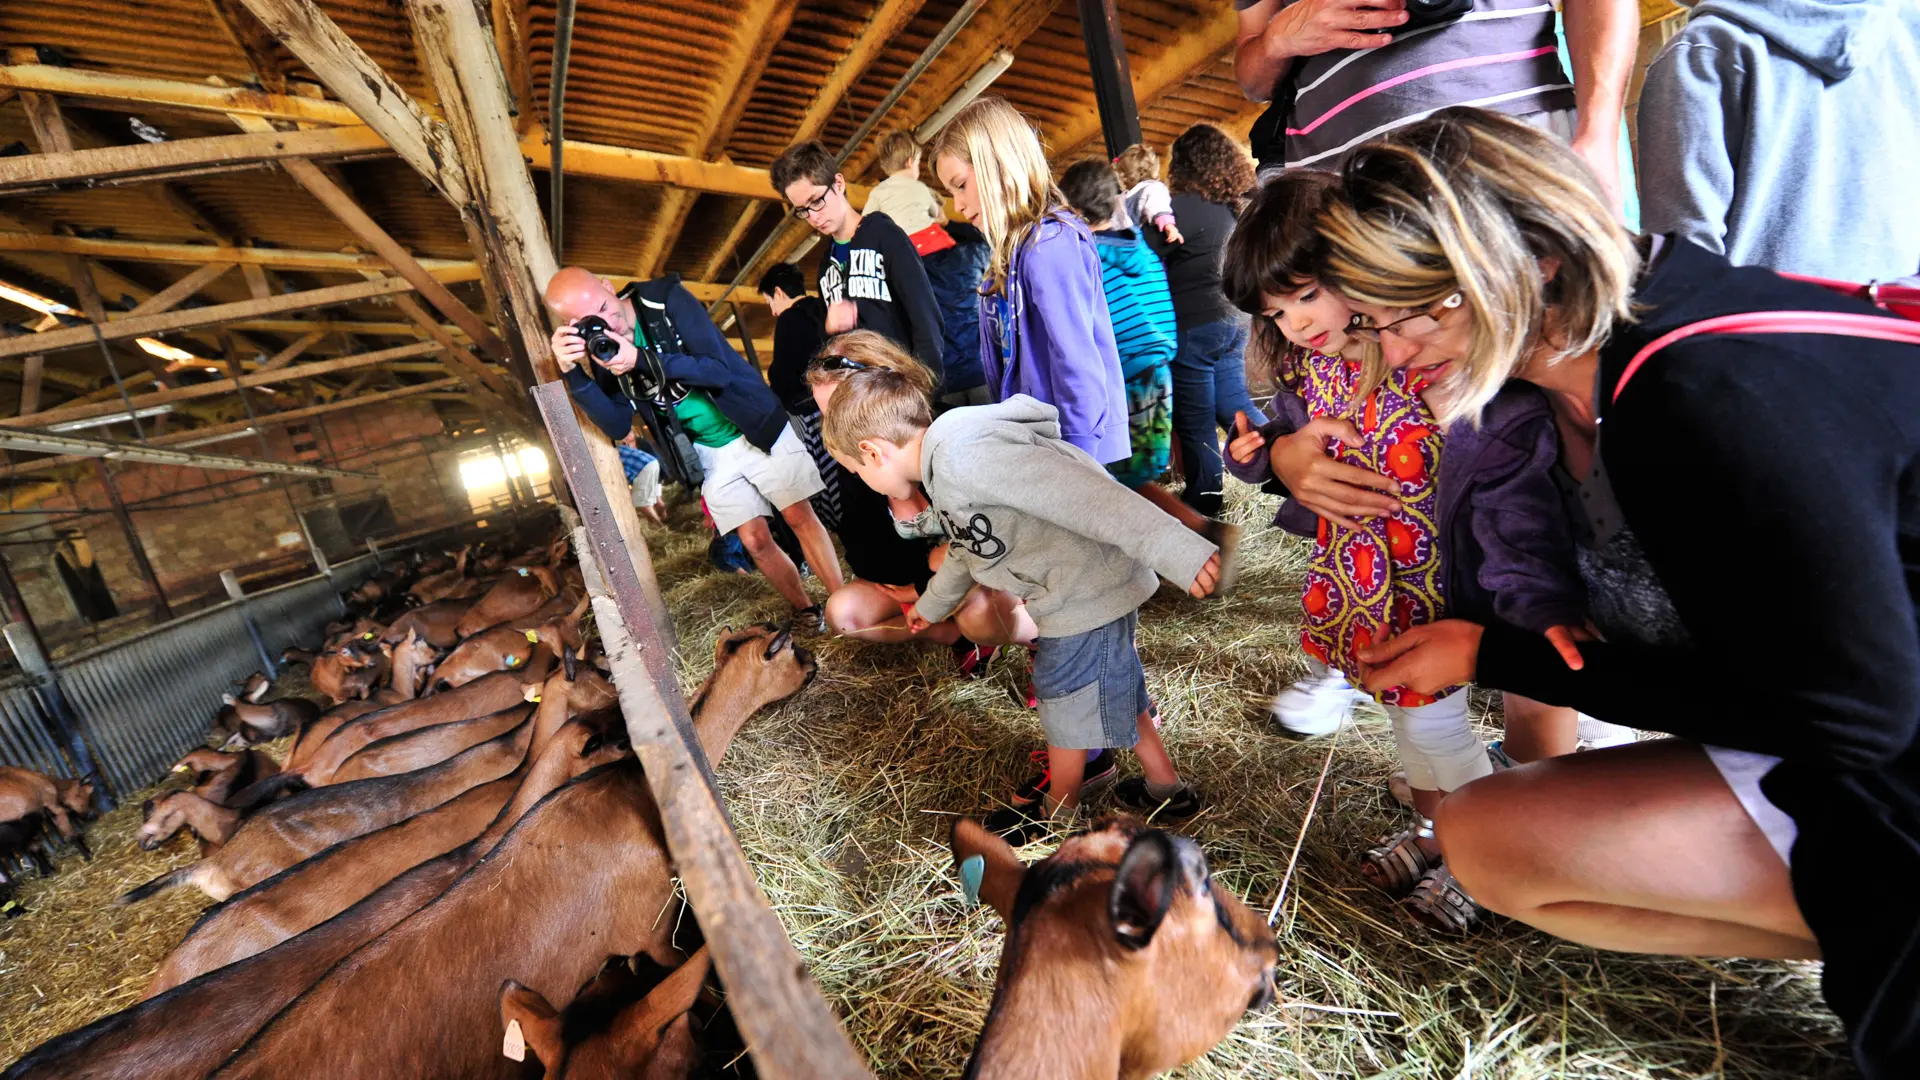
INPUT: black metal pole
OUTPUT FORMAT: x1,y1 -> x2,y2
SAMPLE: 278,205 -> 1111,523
1078,0 -> 1143,160
93,459 -> 173,621
221,569 -> 279,679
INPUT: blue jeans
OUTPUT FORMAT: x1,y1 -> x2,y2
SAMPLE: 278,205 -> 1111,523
1170,316 -> 1265,518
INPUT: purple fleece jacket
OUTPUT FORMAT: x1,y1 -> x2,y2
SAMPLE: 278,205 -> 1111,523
979,210 -> 1131,464
1229,380 -> 1586,634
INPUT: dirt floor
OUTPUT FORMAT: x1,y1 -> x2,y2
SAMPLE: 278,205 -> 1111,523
0,483 -> 1856,1077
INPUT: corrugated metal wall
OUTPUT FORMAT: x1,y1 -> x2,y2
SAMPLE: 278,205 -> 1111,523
0,554 -> 380,795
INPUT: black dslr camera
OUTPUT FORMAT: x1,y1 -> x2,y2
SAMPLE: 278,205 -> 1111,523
572,315 -> 624,365
1399,0 -> 1471,32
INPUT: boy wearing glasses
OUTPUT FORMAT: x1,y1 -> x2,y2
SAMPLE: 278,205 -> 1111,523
770,140 -> 947,391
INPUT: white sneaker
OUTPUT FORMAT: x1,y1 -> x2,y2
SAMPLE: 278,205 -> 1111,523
1269,672 -> 1364,737
1576,715 -> 1638,750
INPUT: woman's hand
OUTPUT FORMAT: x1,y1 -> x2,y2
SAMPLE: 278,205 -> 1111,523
1355,620 -> 1483,695
1227,411 -> 1266,466
1269,416 -> 1402,530
826,300 -> 860,334
902,604 -> 931,635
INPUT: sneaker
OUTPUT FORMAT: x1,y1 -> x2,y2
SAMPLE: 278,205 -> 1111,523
1576,715 -> 1637,751
1113,777 -> 1205,823
793,605 -> 825,635
1269,672 -> 1365,737
951,638 -> 998,678
1386,771 -> 1415,810
985,749 -> 1119,843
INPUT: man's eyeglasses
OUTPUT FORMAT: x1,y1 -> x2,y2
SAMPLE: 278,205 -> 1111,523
790,189 -> 833,220
1346,292 -> 1463,343
810,355 -> 870,373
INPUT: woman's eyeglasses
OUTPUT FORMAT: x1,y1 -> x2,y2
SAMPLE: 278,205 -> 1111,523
1346,292 -> 1463,343
789,190 -> 833,220
810,355 -> 870,372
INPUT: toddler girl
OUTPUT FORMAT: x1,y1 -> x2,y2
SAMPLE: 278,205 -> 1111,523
1113,143 -> 1183,246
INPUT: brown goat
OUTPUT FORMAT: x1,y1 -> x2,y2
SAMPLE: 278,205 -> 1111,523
119,718 -> 535,905
949,816 -> 1278,1080
136,791 -> 243,855
288,664 -> 552,788
0,766 -> 95,853
170,748 -> 278,807
283,698 -> 383,771
211,695 -> 319,750
231,672 -> 272,704
381,598 -> 474,650
145,706 -> 629,996
1,626 -> 815,1080
431,599 -> 586,693
455,564 -> 564,639
309,640 -> 386,704
378,628 -> 439,702
497,948 -> 709,1080
408,546 -> 473,604
330,670 -> 614,785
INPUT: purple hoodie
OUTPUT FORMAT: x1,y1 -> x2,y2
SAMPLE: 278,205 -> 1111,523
978,210 -> 1131,464
1229,380 -> 1586,634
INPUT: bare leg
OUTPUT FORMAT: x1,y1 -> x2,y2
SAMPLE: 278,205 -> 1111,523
1501,692 -> 1578,763
1135,481 -> 1211,533
1132,710 -> 1181,787
780,500 -> 845,593
734,517 -> 812,611
1437,739 -> 1817,958
952,587 -> 1038,648
1044,743 -> 1086,815
824,581 -> 960,645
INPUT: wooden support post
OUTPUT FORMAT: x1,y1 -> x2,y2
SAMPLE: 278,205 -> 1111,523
1047,6 -> 1239,159
93,459 -> 173,621
127,262 -> 236,316
207,0 -> 290,91
573,532 -> 873,1080
1078,0 -> 1142,160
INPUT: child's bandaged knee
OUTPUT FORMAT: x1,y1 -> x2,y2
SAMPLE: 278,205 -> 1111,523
1385,694 -> 1490,793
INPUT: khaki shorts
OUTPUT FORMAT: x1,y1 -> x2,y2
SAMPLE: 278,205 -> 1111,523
694,426 -> 826,536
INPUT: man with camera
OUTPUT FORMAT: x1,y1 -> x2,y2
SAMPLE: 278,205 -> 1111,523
1233,0 -> 1636,210
545,266 -> 845,625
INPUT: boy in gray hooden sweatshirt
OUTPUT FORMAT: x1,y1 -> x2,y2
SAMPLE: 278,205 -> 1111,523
813,332 -> 1221,843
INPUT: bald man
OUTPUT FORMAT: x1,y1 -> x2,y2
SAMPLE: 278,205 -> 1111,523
546,267 -> 844,624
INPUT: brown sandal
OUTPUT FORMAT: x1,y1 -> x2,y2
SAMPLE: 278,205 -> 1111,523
1358,817 -> 1439,898
1403,864 -> 1485,934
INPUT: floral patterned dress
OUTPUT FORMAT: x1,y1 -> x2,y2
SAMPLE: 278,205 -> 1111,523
1278,347 -> 1462,707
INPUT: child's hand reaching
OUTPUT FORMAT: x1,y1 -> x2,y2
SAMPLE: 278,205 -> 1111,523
1188,553 -> 1222,598
903,605 -> 931,635
1159,220 -> 1184,245
1544,623 -> 1598,671
1227,411 -> 1266,465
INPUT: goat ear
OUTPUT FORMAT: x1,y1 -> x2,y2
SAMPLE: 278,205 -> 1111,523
221,692 -> 237,706
611,946 -> 710,1057
497,980 -> 563,1068
763,629 -> 792,659
1109,831 -> 1186,950
950,818 -> 1026,924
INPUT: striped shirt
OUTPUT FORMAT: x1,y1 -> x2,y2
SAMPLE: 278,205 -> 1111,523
1241,0 -> 1573,168
1090,229 -> 1178,379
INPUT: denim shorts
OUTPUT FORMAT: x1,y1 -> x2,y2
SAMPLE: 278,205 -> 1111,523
1031,610 -> 1149,750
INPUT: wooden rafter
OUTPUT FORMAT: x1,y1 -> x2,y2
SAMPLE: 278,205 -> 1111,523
257,328 -> 327,372
0,126 -> 391,194
207,0 -> 291,91
1045,4 -> 1239,160
128,263 -> 237,316
491,0 -> 535,134
0,341 -> 440,429
0,277 -> 417,359
698,0 -> 932,282
636,0 -> 798,279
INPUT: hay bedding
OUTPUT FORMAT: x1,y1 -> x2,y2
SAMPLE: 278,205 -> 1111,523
1,485 -> 1853,1077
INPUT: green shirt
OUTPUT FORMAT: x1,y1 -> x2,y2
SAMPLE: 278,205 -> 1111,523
674,390 -> 740,448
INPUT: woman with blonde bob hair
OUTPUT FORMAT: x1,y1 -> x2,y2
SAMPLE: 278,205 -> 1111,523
1299,108 -> 1920,1076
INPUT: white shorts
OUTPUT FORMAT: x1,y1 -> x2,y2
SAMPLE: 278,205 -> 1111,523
628,459 -> 661,509
693,426 -> 825,536
1703,745 -> 1796,867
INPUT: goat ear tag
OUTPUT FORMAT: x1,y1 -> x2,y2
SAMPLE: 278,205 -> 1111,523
525,630 -> 540,643
171,764 -> 189,773
502,1019 -> 526,1062
518,567 -> 530,576
960,854 -> 985,908
362,632 -> 375,640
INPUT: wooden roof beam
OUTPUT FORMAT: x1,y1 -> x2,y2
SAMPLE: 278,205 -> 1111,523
1,341 -> 440,428
0,276 -> 417,359
0,126 -> 390,194
0,63 -> 362,125
636,0 -> 799,278
207,0 -> 290,91
234,0 -> 470,204
1045,3 -> 1239,160
127,263 -> 237,316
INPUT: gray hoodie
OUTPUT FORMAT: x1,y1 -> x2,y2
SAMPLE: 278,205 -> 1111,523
915,396 -> 1217,637
1638,0 -> 1920,282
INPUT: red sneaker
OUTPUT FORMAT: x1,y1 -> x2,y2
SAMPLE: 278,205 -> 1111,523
951,638 -> 999,678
